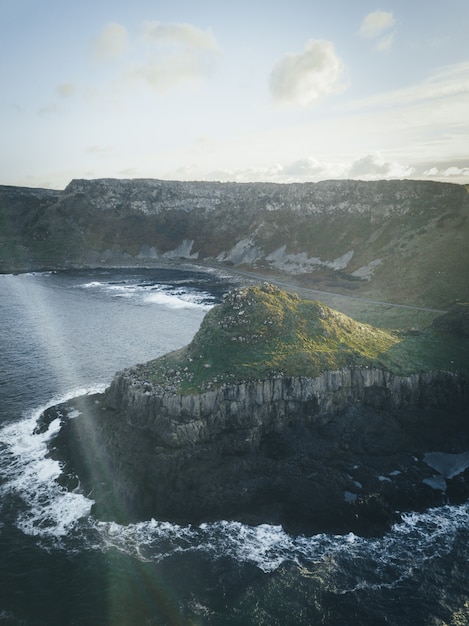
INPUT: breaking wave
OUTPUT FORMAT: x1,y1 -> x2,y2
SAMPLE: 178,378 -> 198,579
1,391 -> 468,595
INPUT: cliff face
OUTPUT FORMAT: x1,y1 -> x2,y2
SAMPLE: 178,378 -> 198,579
45,365 -> 469,535
105,367 -> 468,450
1,178 -> 468,307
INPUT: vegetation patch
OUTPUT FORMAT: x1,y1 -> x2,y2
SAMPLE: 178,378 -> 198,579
138,284 -> 469,395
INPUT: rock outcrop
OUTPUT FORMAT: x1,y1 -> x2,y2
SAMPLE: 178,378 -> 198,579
41,285 -> 469,536
45,366 -> 469,537
104,367 -> 467,450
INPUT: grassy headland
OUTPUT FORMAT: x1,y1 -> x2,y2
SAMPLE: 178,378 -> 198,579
140,284 -> 469,394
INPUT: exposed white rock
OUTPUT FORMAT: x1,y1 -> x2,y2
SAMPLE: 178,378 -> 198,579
265,246 -> 353,274
217,238 -> 263,265
351,258 -> 383,280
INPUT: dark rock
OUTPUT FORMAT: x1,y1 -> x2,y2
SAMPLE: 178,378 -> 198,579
43,367 -> 469,537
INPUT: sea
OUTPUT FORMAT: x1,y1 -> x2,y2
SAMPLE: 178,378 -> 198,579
0,268 -> 468,626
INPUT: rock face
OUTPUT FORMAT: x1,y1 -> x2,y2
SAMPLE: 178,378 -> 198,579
105,367 -> 467,450
2,178 -> 469,307
46,367 -> 469,536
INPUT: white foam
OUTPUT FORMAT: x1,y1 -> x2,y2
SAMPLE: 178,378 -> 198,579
80,281 -> 105,289
78,279 -> 214,309
89,499 -> 469,590
0,386 -> 105,540
143,290 -> 212,310
2,389 -> 469,588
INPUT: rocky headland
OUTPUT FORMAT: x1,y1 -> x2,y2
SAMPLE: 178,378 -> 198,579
43,285 -> 469,536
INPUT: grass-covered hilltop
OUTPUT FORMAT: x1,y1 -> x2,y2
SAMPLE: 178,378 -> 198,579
139,283 -> 469,394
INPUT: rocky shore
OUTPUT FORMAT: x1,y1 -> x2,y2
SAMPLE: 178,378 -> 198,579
43,366 -> 469,536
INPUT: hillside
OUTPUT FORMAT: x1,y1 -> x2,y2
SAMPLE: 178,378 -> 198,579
1,178 -> 468,308
139,284 -> 469,394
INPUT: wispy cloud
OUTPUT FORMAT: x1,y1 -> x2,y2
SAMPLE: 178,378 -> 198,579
359,10 -> 395,39
359,10 -> 395,51
130,21 -> 220,91
56,83 -> 75,98
375,33 -> 394,52
341,61 -> 469,112
141,21 -> 218,51
90,20 -> 220,94
269,39 -> 347,107
92,22 -> 129,62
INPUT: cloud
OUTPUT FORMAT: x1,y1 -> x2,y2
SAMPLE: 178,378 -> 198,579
423,165 -> 469,178
203,153 -> 413,184
119,21 -> 220,92
341,61 -> 469,111
347,153 -> 414,179
56,83 -> 75,97
269,39 -> 346,107
92,22 -> 129,62
359,11 -> 395,39
142,21 -> 218,51
375,33 -> 394,51
359,10 -> 395,51
126,51 -> 213,91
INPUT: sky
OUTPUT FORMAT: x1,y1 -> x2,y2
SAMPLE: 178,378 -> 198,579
1,0 -> 469,189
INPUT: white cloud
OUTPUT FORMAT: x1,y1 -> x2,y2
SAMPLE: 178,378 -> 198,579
424,165 -> 469,178
203,153 -> 413,184
142,21 -> 218,51
119,21 -> 220,92
359,11 -> 395,39
92,22 -> 129,62
375,33 -> 394,51
269,39 -> 346,107
347,153 -> 414,179
125,50 -> 213,91
283,157 -> 328,177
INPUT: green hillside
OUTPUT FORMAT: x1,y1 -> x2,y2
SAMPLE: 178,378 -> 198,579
140,284 -> 469,394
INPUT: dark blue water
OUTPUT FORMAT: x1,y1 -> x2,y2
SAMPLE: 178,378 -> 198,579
1,269 -> 468,625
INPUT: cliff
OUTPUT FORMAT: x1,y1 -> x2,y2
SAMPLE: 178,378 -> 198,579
104,368 -> 467,451
44,364 -> 468,536
2,178 -> 468,308
42,286 -> 469,536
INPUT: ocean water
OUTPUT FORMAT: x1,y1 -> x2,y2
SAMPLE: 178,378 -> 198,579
0,268 -> 468,625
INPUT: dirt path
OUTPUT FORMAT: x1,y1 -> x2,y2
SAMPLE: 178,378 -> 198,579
219,266 -> 447,314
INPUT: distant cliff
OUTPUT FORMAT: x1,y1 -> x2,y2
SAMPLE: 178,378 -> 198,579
1,178 -> 468,307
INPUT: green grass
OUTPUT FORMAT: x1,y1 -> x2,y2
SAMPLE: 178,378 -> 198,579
139,284 -> 468,395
